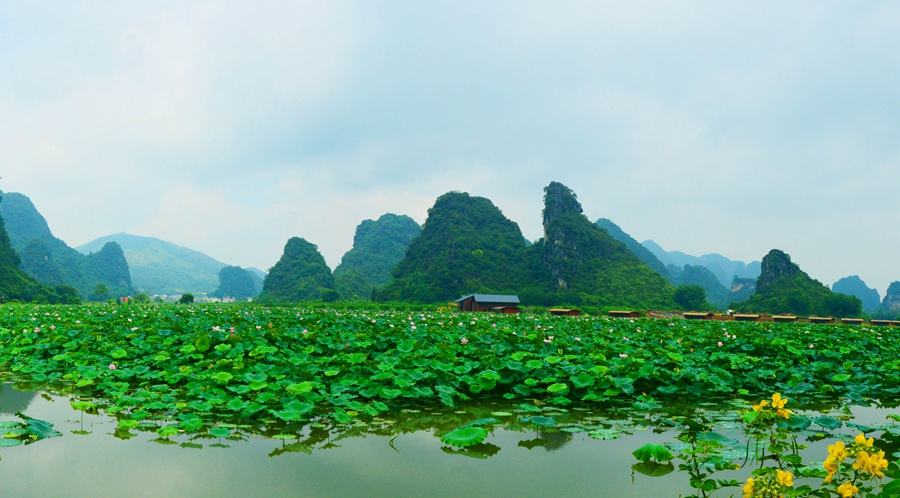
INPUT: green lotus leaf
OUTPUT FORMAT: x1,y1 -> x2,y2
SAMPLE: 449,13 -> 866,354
441,426 -> 488,448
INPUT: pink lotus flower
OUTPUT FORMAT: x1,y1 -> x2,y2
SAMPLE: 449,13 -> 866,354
717,341 -> 724,347
108,363 -> 117,370
460,337 -> 469,345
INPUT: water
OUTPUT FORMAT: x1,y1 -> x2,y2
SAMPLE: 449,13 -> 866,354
1,384 -> 897,498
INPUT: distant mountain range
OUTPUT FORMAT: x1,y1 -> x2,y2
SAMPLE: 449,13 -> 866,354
641,240 -> 761,289
78,233 -> 230,296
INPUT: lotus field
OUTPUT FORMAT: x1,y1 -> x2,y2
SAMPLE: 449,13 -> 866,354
1,304 -> 899,496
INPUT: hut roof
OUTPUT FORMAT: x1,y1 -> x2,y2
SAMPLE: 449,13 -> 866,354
455,294 -> 520,304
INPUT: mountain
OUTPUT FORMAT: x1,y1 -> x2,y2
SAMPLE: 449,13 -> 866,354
668,264 -> 731,309
534,182 -> 673,307
259,237 -> 335,302
730,277 -> 757,304
375,192 -> 531,302
334,214 -> 421,300
79,233 -> 226,295
376,183 -> 675,307
736,249 -> 861,317
246,268 -> 266,295
883,281 -> 900,313
595,218 -> 670,279
831,276 -> 881,313
642,240 -> 761,288
0,192 -> 132,298
210,266 -> 259,300
0,197 -> 78,303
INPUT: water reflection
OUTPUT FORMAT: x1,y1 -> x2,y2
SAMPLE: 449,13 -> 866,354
1,383 -> 899,498
0,384 -> 36,414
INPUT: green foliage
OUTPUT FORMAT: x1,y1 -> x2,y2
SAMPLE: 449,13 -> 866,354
377,183 -> 675,309
535,182 -> 674,308
178,293 -> 195,304
595,218 -> 670,279
2,303 -> 899,435
375,192 -> 532,302
674,285 -> 709,311
738,250 -> 862,317
0,201 -> 78,304
1,192 -> 132,298
259,237 -> 335,303
670,265 -> 730,309
334,214 -> 421,300
89,283 -> 109,302
211,266 -> 258,300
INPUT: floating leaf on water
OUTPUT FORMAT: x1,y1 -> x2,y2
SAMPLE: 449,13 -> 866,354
632,444 -> 674,463
521,416 -> 556,428
490,411 -> 513,417
587,428 -> 622,440
814,416 -> 842,430
442,426 -> 488,448
208,426 -> 232,438
0,438 -> 25,447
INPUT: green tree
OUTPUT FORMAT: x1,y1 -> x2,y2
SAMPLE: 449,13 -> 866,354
674,285 -> 708,310
89,283 -> 109,302
178,293 -> 194,304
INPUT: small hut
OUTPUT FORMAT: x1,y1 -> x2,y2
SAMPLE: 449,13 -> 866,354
683,312 -> 713,320
772,315 -> 798,323
808,316 -> 834,324
841,318 -> 864,325
455,294 -> 520,313
733,314 -> 760,322
871,319 -> 893,327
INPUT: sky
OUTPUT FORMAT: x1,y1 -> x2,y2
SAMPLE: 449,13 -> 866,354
1,1 -> 898,294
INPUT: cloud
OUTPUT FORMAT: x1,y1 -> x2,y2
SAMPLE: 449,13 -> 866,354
1,1 -> 898,293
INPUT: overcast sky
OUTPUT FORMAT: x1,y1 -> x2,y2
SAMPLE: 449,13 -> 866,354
2,1 -> 898,294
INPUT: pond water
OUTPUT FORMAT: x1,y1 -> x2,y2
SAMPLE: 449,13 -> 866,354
1,384 -> 897,498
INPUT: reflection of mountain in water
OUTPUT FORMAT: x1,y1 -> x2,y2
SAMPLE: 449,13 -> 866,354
0,384 -> 36,414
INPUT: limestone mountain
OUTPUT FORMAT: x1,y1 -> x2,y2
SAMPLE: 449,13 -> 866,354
737,249 -> 861,317
259,237 -> 335,302
79,233 -> 226,295
883,281 -> 900,313
375,192 -> 530,302
334,214 -> 421,299
533,182 -> 673,308
831,276 -> 881,313
0,199 -> 78,303
211,266 -> 259,300
0,191 -> 132,298
642,240 -> 760,288
595,218 -> 670,279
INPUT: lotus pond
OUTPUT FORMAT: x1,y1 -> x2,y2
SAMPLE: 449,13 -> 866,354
1,304 -> 899,497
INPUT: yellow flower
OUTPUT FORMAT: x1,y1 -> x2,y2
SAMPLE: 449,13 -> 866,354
742,477 -> 755,498
771,393 -> 788,409
776,469 -> 794,487
836,481 -> 859,497
827,440 -> 848,462
854,433 -> 874,449
852,449 -> 889,478
776,408 -> 792,419
753,400 -> 770,412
